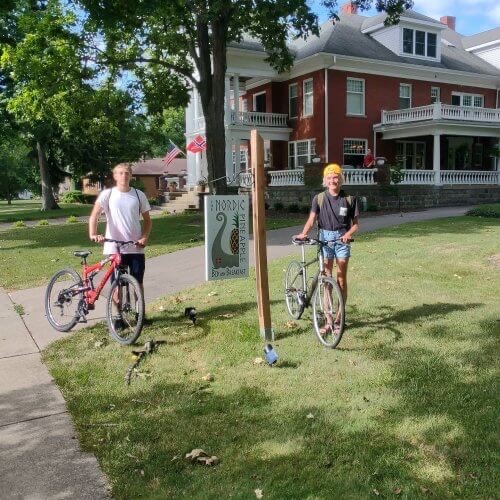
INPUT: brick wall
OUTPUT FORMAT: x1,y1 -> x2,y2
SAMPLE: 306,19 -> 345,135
241,185 -> 500,211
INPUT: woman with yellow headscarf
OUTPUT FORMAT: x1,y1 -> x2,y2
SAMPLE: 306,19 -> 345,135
295,163 -> 359,335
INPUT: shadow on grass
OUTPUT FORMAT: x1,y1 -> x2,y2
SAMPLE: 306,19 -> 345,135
45,313 -> 499,498
348,302 -> 483,342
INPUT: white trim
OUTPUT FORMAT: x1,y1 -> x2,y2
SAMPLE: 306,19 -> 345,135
431,86 -> 440,103
451,91 -> 484,107
346,77 -> 365,116
245,78 -> 272,91
466,40 -> 500,52
330,55 -> 499,89
362,16 -> 444,34
302,78 -> 314,117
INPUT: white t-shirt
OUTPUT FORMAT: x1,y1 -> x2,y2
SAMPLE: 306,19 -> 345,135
97,187 -> 151,255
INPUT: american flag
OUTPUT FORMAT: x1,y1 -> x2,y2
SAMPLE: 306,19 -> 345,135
163,142 -> 183,165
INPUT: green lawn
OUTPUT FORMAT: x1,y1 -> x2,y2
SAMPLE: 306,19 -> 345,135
0,199 -> 92,223
0,212 -> 304,290
44,217 -> 500,499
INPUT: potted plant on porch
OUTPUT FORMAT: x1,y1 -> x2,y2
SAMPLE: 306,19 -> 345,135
197,178 -> 207,193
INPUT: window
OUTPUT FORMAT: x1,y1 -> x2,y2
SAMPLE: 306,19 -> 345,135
346,78 -> 365,115
288,139 -> 316,169
343,139 -> 367,168
403,28 -> 413,54
415,30 -> 426,56
253,91 -> 266,112
232,150 -> 248,171
473,143 -> 483,168
289,84 -> 298,118
401,28 -> 438,58
303,79 -> 314,117
451,92 -> 484,107
396,141 -> 426,169
427,33 -> 437,58
399,84 -> 412,109
431,87 -> 440,104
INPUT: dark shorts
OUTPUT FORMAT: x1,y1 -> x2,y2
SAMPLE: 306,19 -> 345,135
114,253 -> 146,284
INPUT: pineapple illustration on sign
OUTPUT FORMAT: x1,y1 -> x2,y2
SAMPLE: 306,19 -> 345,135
211,212 -> 239,269
230,213 -> 239,255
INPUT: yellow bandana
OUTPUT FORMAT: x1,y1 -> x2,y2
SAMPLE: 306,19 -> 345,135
323,163 -> 343,177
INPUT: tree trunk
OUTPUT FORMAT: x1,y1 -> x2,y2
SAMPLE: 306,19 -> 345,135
37,140 -> 59,210
196,18 -> 228,194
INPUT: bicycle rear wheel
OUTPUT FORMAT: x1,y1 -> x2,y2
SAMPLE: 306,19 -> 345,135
311,276 -> 345,348
107,273 -> 144,345
284,260 -> 305,319
45,268 -> 84,332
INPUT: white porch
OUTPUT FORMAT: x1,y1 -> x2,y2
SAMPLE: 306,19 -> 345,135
238,168 -> 500,188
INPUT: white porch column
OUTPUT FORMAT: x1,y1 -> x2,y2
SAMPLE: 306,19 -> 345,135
195,152 -> 201,183
193,90 -> 199,125
234,74 -> 240,121
225,133 -> 233,182
234,137 -> 241,177
225,75 -> 231,126
433,133 -> 441,185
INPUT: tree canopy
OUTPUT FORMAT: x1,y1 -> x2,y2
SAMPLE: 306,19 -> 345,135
76,0 -> 413,192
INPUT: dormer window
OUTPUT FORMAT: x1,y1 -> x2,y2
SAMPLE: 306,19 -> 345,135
402,28 -> 437,59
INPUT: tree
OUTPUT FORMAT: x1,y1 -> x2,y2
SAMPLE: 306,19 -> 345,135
147,108 -> 186,158
0,0 -> 95,210
0,128 -> 33,203
77,0 -> 412,193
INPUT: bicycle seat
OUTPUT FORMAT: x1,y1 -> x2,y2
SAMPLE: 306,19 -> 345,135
74,250 -> 92,258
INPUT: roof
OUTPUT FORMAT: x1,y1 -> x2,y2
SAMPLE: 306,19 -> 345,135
132,158 -> 187,176
290,12 -> 500,77
462,27 -> 500,49
361,9 -> 444,31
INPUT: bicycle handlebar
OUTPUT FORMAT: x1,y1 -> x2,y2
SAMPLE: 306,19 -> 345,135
292,236 -> 353,246
102,238 -> 145,248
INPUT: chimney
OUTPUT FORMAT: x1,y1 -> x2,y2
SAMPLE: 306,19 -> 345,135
341,1 -> 358,15
440,16 -> 456,31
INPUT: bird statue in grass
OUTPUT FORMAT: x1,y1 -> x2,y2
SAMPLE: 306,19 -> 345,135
185,307 -> 197,325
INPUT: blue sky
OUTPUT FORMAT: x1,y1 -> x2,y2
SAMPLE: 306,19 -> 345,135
311,0 -> 500,36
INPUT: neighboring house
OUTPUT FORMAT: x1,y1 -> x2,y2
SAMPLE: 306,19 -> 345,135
185,4 -> 500,191
131,157 -> 188,199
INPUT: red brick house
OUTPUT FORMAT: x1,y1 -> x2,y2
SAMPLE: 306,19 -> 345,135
131,158 -> 187,199
185,5 -> 500,193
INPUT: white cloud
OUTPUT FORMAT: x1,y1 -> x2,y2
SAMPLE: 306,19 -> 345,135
491,5 -> 500,23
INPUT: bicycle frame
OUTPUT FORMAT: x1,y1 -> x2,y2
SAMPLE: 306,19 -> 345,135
296,243 -> 325,308
82,253 -> 122,306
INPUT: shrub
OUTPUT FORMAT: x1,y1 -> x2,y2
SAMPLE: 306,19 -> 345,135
288,203 -> 300,213
273,202 -> 284,211
465,204 -> 500,218
148,197 -> 159,206
38,219 -> 49,226
60,190 -> 85,203
366,202 -> 379,212
300,205 -> 310,214
66,215 -> 78,224
13,220 -> 26,228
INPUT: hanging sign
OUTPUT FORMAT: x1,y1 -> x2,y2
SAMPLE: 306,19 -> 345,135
204,195 -> 249,281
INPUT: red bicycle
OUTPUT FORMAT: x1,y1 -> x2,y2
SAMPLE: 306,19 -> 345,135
45,239 -> 145,345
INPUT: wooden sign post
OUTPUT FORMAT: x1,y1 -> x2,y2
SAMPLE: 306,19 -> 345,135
250,129 -> 274,341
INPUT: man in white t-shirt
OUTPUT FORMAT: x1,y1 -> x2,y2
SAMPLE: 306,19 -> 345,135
88,163 -> 152,291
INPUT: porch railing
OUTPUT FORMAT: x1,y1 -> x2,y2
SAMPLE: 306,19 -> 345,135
238,168 -> 500,187
230,111 -> 289,127
400,170 -> 435,185
439,170 -> 500,185
381,103 -> 500,125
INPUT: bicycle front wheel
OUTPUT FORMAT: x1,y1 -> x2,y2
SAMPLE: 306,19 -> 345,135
107,273 -> 144,345
284,260 -> 305,319
311,276 -> 345,348
45,268 -> 84,332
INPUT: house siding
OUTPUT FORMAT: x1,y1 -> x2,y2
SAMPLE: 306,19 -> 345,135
371,25 -> 400,55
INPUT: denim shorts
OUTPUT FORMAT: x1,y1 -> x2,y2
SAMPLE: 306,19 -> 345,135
319,229 -> 351,260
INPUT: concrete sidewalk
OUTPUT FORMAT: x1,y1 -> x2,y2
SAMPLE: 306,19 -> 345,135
1,205 -> 470,498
